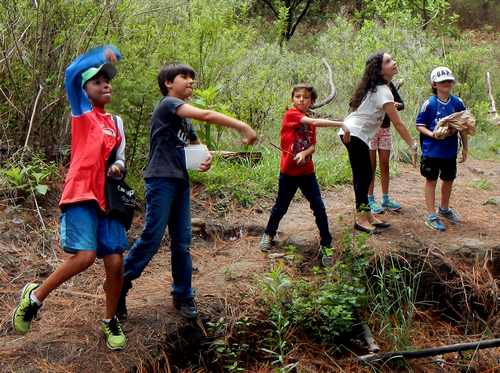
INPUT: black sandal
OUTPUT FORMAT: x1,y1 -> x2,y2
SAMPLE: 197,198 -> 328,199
354,223 -> 380,234
371,220 -> 391,228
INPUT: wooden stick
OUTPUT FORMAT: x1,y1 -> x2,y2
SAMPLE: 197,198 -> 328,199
22,84 -> 44,159
31,188 -> 46,230
269,142 -> 294,156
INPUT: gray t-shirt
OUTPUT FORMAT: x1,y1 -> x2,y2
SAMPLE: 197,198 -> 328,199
144,96 -> 198,180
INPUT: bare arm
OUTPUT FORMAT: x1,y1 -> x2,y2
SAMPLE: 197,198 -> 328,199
300,115 -> 351,143
176,103 -> 257,145
416,124 -> 435,139
300,116 -> 343,128
461,132 -> 468,151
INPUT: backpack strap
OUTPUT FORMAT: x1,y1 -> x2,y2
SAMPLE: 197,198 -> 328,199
106,115 -> 119,168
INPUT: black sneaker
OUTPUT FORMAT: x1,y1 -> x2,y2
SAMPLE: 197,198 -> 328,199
115,281 -> 131,321
173,298 -> 198,319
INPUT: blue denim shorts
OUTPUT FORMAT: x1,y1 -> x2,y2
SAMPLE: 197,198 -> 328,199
60,201 -> 128,258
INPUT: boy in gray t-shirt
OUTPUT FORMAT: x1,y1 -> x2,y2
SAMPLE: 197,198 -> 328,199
144,95 -> 199,181
118,63 -> 256,320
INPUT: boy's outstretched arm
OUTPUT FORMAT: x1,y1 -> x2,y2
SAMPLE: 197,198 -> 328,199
300,116 -> 351,143
301,116 -> 343,128
176,104 -> 257,145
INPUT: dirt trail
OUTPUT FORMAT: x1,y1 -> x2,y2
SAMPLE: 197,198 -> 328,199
0,159 -> 499,372
229,159 -> 500,255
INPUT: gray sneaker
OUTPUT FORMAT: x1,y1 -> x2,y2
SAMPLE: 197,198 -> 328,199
438,207 -> 460,224
259,233 -> 273,252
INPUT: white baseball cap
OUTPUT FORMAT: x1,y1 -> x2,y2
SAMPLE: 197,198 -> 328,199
430,67 -> 455,83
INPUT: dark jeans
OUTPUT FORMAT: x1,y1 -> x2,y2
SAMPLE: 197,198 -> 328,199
123,177 -> 193,301
343,135 -> 372,211
265,173 -> 332,247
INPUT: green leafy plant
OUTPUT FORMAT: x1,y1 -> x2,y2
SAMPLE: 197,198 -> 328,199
259,230 -> 371,371
285,234 -> 370,343
192,85 -> 236,149
357,0 -> 457,34
207,316 -> 251,372
261,263 -> 295,371
1,153 -> 58,198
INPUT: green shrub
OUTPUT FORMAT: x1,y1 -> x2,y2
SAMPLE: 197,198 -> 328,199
261,232 -> 371,345
0,152 -> 58,199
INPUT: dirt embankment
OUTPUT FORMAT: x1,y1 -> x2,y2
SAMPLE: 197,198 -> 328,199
0,159 -> 499,372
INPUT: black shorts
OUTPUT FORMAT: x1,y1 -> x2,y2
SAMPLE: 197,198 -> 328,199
420,157 -> 457,181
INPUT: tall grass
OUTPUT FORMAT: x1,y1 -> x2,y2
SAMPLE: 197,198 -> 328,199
367,254 -> 426,351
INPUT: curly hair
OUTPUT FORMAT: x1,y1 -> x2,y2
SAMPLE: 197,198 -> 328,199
349,52 -> 387,111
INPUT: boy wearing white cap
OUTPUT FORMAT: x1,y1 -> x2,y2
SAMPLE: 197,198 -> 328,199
416,67 -> 468,231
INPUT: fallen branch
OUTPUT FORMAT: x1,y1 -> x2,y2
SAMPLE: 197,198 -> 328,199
211,150 -> 262,164
311,58 -> 336,109
358,338 -> 500,364
54,289 -> 102,300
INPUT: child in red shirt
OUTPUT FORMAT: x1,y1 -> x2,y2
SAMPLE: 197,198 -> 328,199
12,46 -> 127,350
260,84 -> 350,266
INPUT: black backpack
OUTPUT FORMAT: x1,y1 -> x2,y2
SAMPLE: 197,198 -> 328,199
105,116 -> 137,230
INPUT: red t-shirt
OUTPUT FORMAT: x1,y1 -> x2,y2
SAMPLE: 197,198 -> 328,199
279,108 -> 316,176
59,107 -> 122,212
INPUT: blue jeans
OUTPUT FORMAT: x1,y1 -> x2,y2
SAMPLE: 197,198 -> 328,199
123,177 -> 193,300
265,173 -> 332,247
